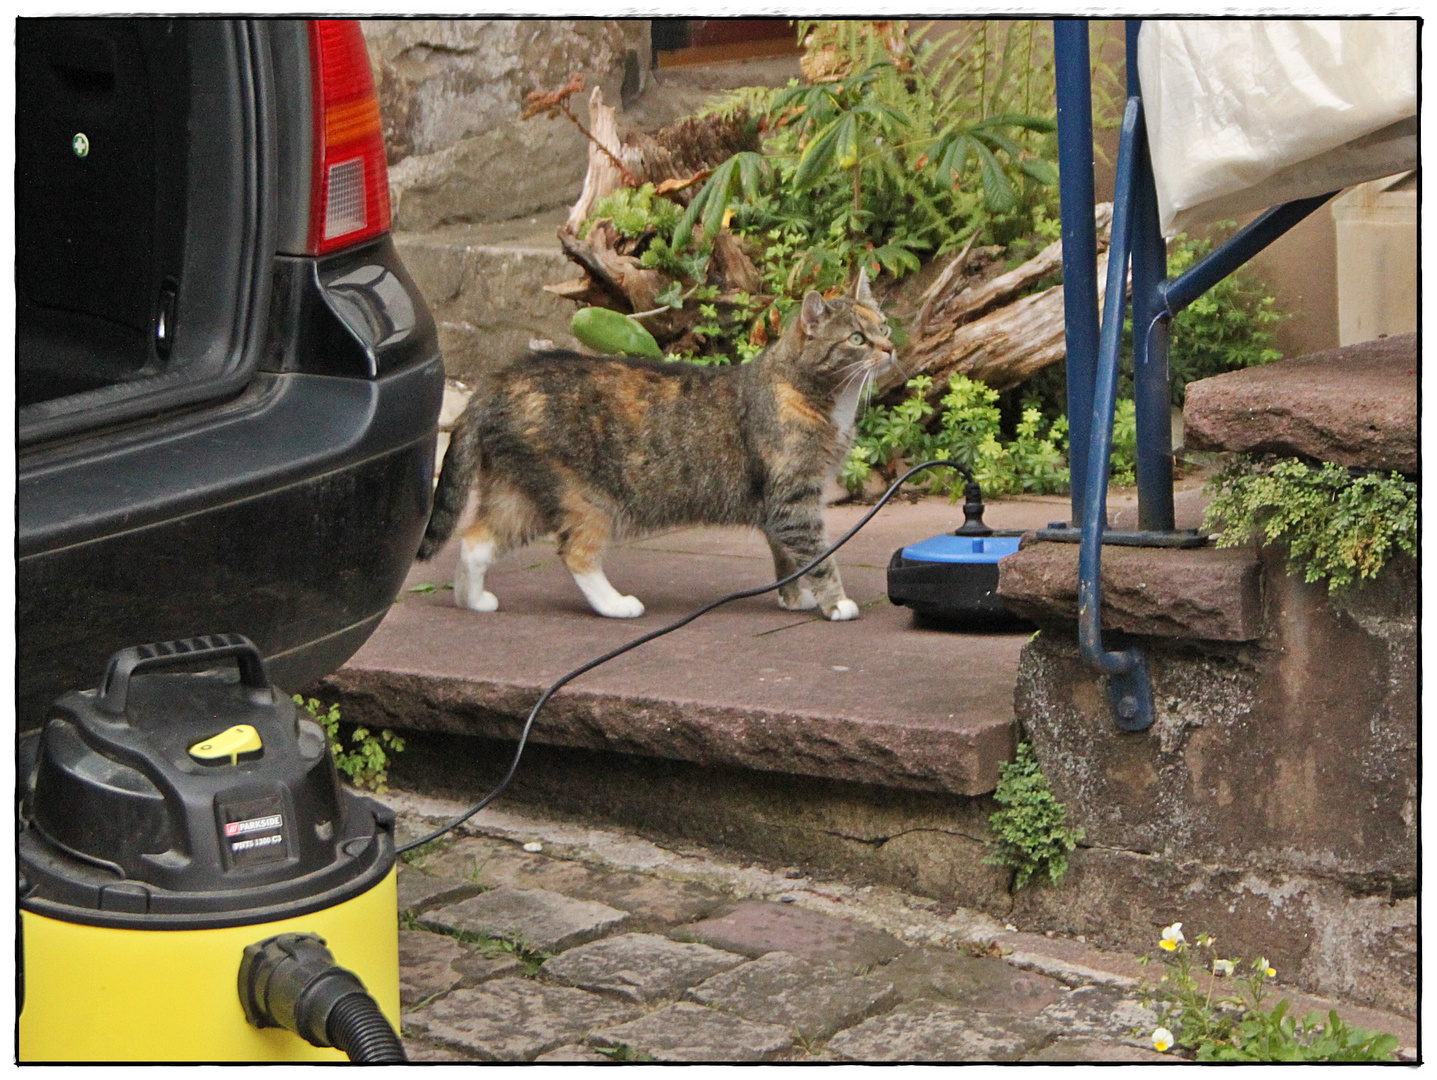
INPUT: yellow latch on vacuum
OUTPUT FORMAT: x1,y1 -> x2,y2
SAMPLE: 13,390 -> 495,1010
189,724 -> 263,765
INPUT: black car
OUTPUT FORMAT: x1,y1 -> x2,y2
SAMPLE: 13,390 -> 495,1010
16,18 -> 443,729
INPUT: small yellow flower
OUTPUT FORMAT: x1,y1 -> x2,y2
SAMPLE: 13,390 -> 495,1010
1212,959 -> 1236,977
1152,1026 -> 1175,1053
1159,922 -> 1185,951
1266,966 -> 1277,978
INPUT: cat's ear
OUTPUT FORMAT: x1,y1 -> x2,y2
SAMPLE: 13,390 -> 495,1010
800,291 -> 827,336
853,265 -> 875,307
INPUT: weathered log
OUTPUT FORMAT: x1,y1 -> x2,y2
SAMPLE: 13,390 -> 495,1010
564,87 -> 646,235
554,221 -> 665,313
922,203 -> 1113,334
885,248 -> 1113,399
890,203 -> 1116,398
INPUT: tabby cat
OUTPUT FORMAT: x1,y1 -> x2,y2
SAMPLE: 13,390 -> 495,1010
417,271 -> 895,620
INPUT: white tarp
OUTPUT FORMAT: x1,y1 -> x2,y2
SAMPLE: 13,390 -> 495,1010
1137,20 -> 1417,236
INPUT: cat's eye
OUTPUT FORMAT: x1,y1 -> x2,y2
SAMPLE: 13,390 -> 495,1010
848,332 -> 866,345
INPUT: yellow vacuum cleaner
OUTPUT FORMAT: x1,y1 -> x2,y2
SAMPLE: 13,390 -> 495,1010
18,635 -> 404,1062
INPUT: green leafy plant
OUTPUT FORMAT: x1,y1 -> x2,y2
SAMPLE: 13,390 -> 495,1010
427,924 -> 552,977
842,374 -> 1130,499
293,695 -> 404,792
573,21 -> 1081,369
1201,456 -> 1417,592
584,182 -> 681,241
985,742 -> 1083,889
675,21 -> 1065,297
1139,924 -> 1399,1061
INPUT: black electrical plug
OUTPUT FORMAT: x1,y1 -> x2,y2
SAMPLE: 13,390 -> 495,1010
953,479 -> 993,536
239,932 -> 406,1062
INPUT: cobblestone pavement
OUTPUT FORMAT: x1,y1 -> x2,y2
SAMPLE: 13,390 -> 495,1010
385,791 -> 1415,1063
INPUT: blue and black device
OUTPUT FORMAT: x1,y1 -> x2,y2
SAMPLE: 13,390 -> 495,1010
886,480 -> 1034,630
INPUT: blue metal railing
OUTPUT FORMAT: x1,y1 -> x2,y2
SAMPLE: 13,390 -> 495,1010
1051,18 -> 1339,731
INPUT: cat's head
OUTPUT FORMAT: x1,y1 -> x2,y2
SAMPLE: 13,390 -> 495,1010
792,269 -> 896,387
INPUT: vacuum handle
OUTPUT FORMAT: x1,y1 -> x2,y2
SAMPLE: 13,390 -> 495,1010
98,634 -> 273,715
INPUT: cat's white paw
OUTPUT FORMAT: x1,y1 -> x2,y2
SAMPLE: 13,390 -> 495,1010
457,588 -> 499,612
595,594 -> 645,619
826,598 -> 861,621
778,587 -> 819,611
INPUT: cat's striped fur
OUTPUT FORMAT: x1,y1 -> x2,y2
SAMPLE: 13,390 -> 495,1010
418,273 -> 895,619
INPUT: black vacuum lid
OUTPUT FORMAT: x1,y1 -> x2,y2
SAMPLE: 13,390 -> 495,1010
18,635 -> 393,928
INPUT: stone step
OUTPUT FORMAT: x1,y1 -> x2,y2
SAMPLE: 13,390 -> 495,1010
322,498 -> 1085,798
1183,332 -> 1416,473
394,210 -> 579,385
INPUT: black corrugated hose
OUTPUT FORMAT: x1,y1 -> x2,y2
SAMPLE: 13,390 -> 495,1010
328,992 -> 407,1063
239,932 -> 407,1062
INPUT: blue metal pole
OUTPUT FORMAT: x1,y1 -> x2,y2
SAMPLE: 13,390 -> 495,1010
1079,95 -> 1153,731
1160,192 -> 1337,315
1126,20 -> 1175,532
1053,19 -> 1099,529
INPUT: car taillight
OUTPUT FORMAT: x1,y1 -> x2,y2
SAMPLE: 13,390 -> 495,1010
307,20 -> 391,256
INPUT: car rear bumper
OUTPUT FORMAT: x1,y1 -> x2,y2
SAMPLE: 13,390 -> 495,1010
17,356 -> 443,729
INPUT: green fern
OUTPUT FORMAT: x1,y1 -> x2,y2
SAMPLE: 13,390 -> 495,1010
1201,457 -> 1416,591
293,696 -> 404,792
986,742 -> 1083,890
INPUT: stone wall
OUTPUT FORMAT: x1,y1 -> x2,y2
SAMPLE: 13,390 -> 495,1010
996,544 -> 1416,1016
994,334 -> 1417,1016
363,20 -> 651,230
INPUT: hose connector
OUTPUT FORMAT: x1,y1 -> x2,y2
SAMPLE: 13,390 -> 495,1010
239,932 -> 406,1062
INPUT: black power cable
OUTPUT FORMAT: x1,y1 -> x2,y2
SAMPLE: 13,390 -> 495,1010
396,459 -> 974,856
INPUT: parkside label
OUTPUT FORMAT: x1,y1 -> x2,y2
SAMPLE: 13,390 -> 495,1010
225,814 -> 283,837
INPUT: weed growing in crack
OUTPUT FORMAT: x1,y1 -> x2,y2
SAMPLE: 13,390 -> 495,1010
985,741 -> 1083,889
398,835 -> 454,866
442,929 -> 552,977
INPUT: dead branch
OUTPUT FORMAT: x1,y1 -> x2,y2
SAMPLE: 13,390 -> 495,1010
885,247 -> 1114,400
890,203 -> 1116,397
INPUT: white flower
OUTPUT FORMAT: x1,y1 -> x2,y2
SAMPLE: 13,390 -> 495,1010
1152,1027 -> 1175,1053
1212,959 -> 1236,977
1159,922 -> 1186,951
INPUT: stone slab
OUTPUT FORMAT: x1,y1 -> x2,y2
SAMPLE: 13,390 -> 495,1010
326,499 -> 1046,798
535,1044 -> 614,1062
401,1038 -> 471,1062
421,887 -> 630,954
541,933 -> 747,1003
686,950 -> 897,1040
398,930 -> 467,1008
1024,1037 -> 1179,1063
397,869 -> 483,915
404,978 -> 639,1061
675,901 -> 904,970
823,1000 -> 1046,1062
883,947 -> 1065,1015
1030,984 -> 1160,1046
589,1001 -> 795,1062
1002,932 -> 1147,987
419,840 -> 732,932
1182,332 -> 1416,473
394,222 -> 579,383
997,542 -> 1263,641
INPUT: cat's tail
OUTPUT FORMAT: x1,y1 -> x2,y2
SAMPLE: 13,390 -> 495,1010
417,414 -> 481,562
